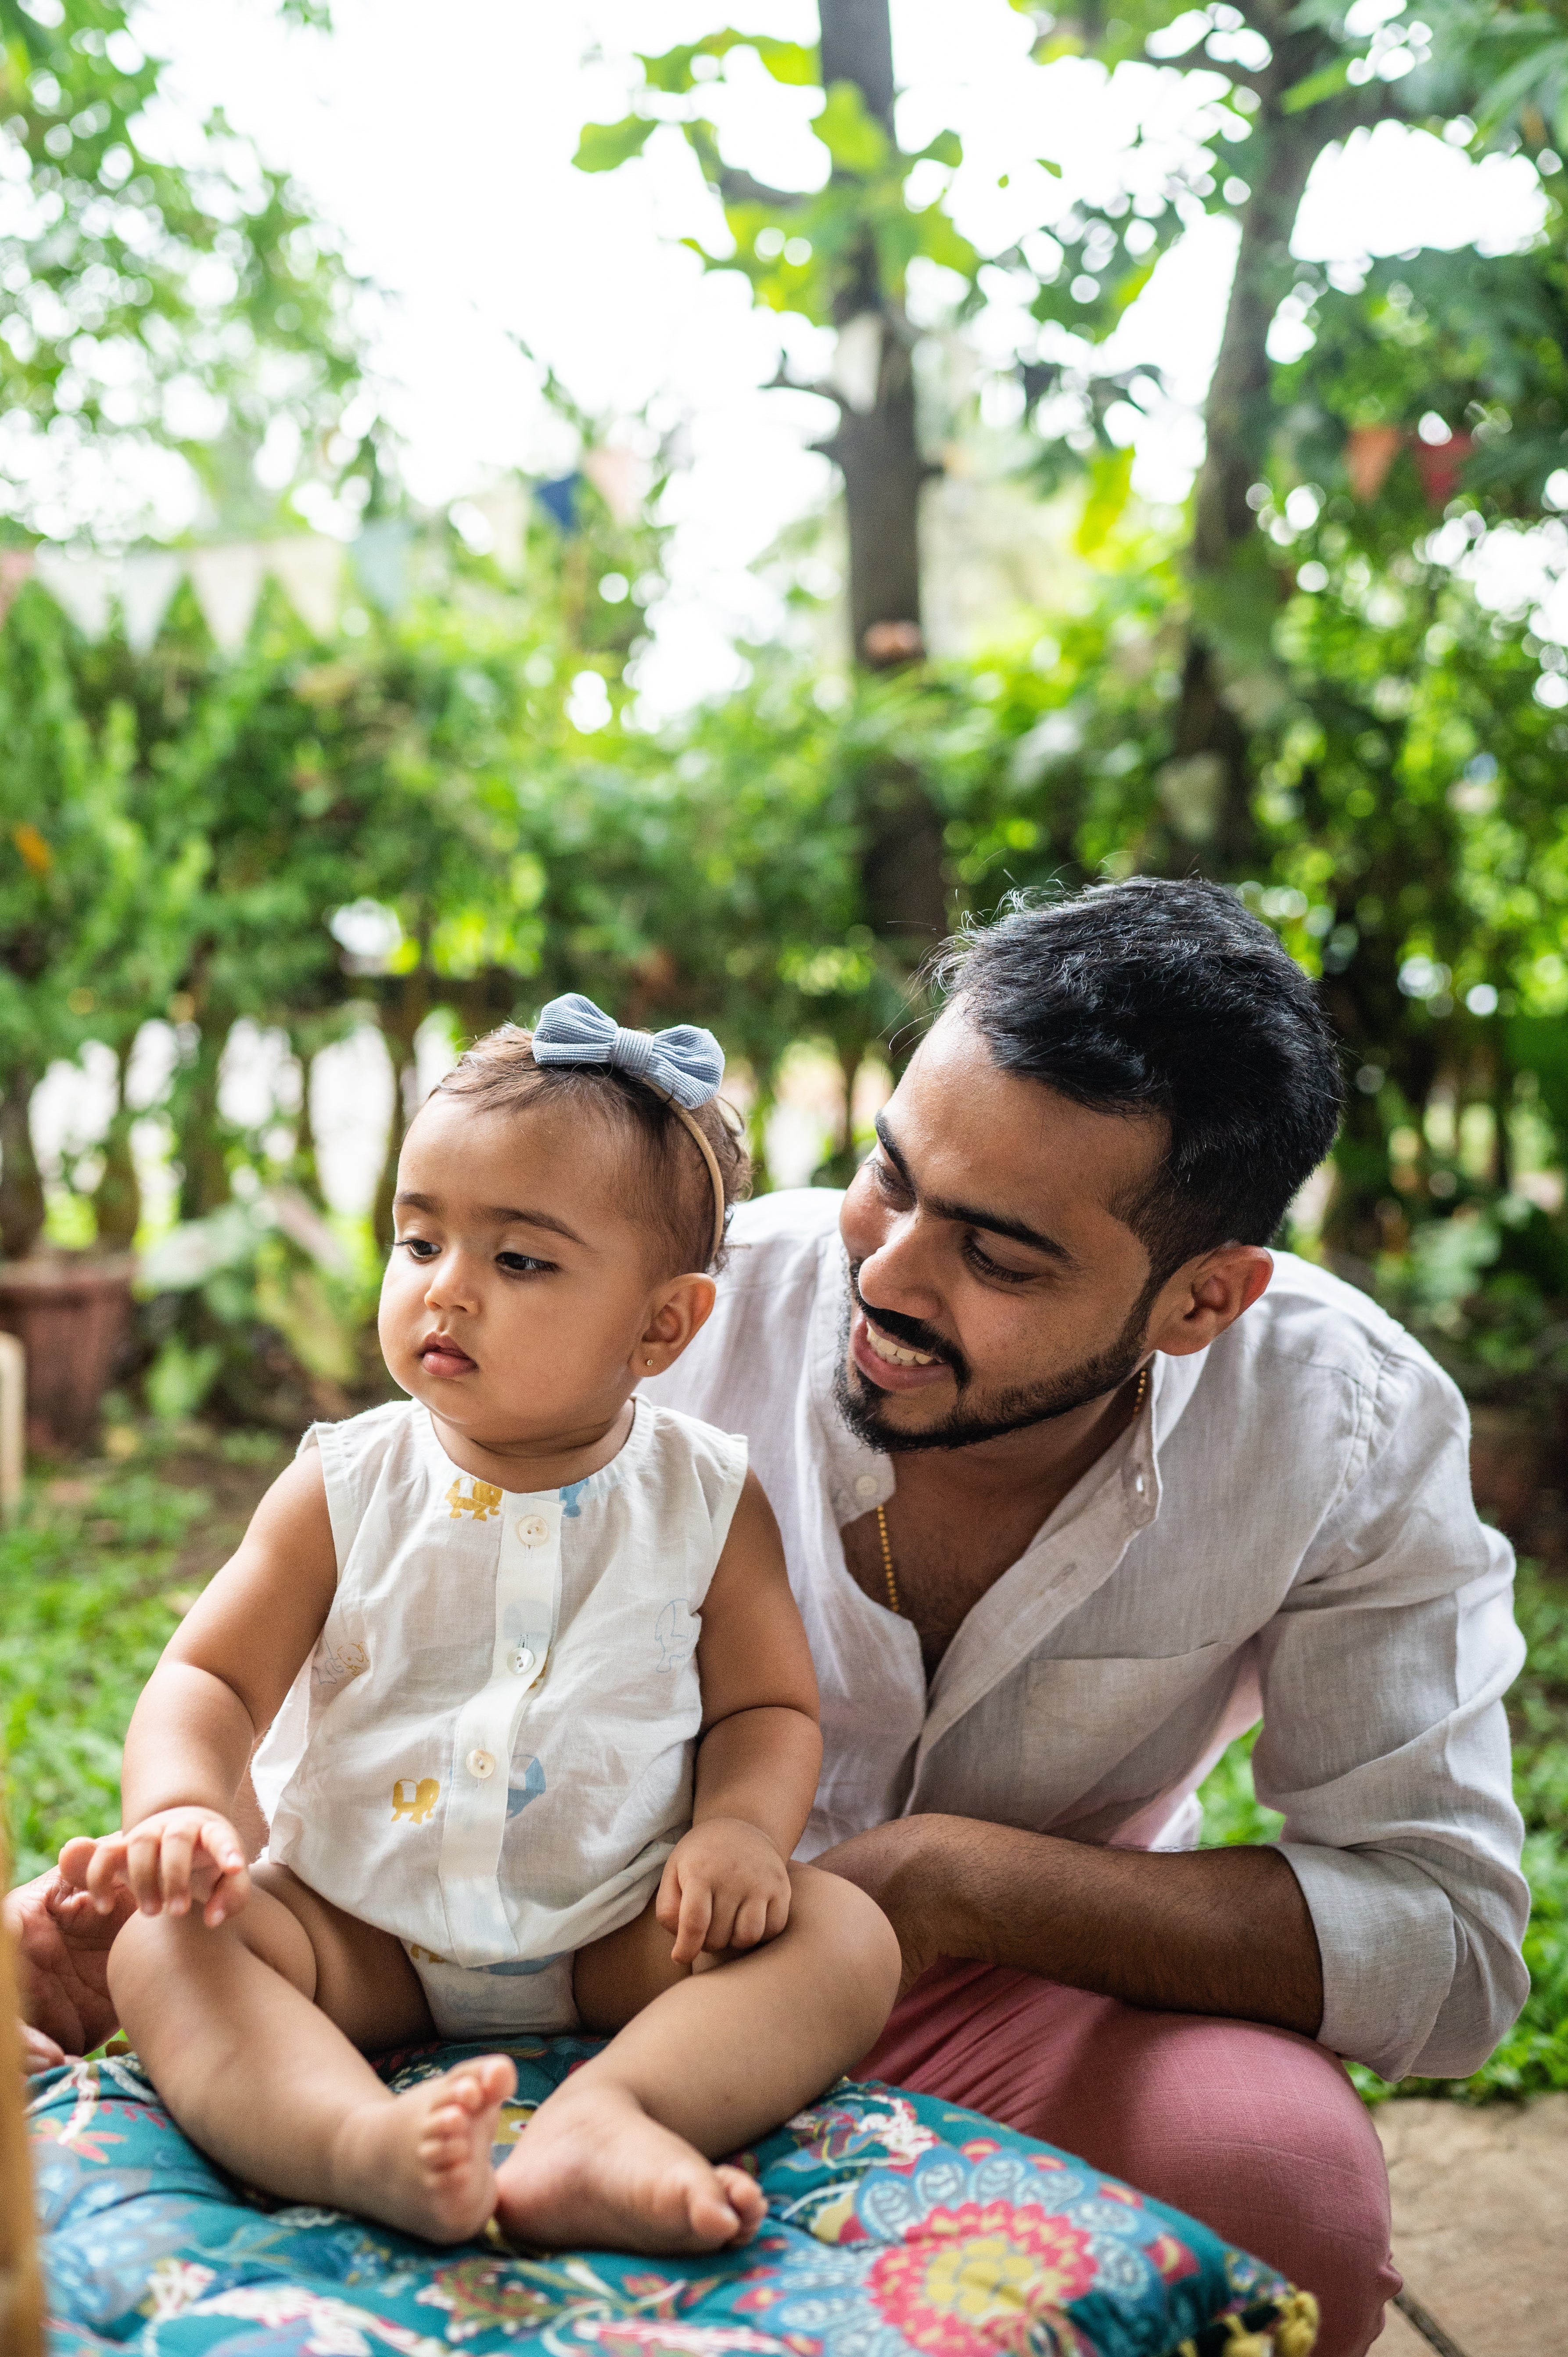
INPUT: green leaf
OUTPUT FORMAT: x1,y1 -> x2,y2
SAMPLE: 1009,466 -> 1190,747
1075,447 -> 1135,554
753,37 -> 819,86
572,115 -> 657,174
916,128 -> 963,169
1037,154 -> 1063,178
1281,59 -> 1352,114
811,80 -> 891,176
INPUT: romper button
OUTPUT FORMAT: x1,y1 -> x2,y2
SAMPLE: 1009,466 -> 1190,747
510,1646 -> 535,1675
466,1748 -> 495,1779
517,1514 -> 549,1546
855,1475 -> 878,1498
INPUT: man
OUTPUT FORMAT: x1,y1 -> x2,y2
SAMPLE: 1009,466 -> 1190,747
12,879 -> 1526,2355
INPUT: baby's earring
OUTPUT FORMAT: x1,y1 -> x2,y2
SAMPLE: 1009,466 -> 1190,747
645,1356 -> 655,1369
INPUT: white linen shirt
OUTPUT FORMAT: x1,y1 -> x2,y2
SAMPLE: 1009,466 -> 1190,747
647,1189 -> 1529,2083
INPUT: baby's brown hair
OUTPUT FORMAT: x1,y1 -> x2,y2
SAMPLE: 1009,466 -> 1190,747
434,1022 -> 750,1276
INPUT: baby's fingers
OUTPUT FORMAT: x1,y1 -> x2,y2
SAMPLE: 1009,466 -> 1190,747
125,1827 -> 167,1915
83,1835 -> 130,1915
655,1856 -> 683,1935
730,1894 -> 771,1952
671,1879 -> 714,1966
703,1890 -> 742,1954
158,1823 -> 197,1915
200,1824 -> 249,1928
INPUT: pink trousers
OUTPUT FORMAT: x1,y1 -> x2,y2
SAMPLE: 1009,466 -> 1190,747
860,1959 -> 1400,2357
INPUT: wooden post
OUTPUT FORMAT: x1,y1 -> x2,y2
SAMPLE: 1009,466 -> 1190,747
0,1855 -> 45,2356
0,1333 -> 22,1522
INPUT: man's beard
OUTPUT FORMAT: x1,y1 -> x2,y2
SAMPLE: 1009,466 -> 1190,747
831,1262 -> 1151,1454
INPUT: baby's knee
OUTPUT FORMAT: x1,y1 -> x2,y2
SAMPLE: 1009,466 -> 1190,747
107,1886 -> 317,2015
786,1865 -> 903,2030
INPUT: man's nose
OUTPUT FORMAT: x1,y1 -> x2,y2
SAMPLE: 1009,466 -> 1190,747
859,1217 -> 944,1322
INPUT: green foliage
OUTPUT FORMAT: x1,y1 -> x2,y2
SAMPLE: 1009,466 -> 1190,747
0,0 -> 359,527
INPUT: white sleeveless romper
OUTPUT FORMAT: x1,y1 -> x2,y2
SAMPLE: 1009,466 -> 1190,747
260,1396 -> 748,2039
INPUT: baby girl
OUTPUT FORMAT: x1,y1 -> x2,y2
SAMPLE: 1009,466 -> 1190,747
83,999 -> 900,2251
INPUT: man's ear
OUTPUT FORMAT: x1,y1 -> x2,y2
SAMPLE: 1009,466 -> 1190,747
635,1273 -> 718,1379
1145,1245 -> 1274,1360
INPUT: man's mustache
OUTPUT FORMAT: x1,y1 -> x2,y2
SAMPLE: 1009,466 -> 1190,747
848,1264 -> 969,1385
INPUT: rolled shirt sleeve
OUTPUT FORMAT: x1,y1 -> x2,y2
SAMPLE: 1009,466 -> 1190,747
1258,1339 -> 1529,2081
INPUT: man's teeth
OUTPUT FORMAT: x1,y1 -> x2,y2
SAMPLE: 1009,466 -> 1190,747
865,1320 -> 938,1368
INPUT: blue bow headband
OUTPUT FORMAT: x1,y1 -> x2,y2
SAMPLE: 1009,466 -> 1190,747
532,993 -> 724,1110
531,993 -> 728,1262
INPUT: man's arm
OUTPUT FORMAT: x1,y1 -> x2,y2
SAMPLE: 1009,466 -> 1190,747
818,1817 -> 1324,2030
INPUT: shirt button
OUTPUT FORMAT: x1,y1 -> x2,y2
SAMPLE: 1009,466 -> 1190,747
466,1748 -> 496,1779
516,1513 -> 550,1546
510,1646 -> 536,1675
855,1475 -> 879,1498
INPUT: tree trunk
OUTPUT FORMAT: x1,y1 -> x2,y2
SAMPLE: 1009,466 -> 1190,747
291,1042 -> 325,1206
0,1071 -> 46,1261
1173,29 -> 1329,874
372,987 -> 427,1257
176,1023 -> 233,1221
816,0 -> 951,963
94,1039 -> 142,1251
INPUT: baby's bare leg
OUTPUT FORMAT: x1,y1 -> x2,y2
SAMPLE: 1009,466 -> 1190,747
108,1863 -> 514,2242
495,1864 -> 899,2253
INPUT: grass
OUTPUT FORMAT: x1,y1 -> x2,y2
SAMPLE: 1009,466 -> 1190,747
0,1429 -> 287,1882
0,1434 -> 1563,2103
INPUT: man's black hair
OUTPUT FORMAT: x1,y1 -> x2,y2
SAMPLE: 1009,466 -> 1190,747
932,877 -> 1345,1286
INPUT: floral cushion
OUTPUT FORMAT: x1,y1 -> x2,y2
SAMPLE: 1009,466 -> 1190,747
30,2036 -> 1318,2357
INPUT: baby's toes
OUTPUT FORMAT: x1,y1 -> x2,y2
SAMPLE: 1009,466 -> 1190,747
418,2104 -> 470,2159
717,2167 -> 767,2239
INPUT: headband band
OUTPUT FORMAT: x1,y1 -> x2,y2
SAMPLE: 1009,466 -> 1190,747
664,1096 -> 727,1267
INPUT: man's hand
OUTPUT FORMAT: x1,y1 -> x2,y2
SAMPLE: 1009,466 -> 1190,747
6,1847 -> 134,2063
86,1809 -> 250,1929
814,1818 -> 961,1996
657,1818 -> 793,1965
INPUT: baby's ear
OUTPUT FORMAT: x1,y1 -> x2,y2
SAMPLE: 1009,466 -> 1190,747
641,1273 -> 718,1372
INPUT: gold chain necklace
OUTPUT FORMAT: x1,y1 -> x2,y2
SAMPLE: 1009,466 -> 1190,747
874,1362 -> 1151,1620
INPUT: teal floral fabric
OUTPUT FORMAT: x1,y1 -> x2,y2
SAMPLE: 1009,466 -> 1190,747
30,2036 -> 1305,2357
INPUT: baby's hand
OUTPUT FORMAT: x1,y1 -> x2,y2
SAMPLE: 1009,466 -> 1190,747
82,1810 -> 250,1929
657,1819 -> 792,1965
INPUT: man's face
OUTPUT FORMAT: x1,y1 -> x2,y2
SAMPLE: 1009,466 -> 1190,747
836,1012 -> 1169,1452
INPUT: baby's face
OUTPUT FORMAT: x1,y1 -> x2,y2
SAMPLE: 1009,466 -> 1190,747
380,1091 -> 698,1459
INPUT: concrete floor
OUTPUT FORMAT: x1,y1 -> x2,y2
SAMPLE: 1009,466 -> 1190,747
1374,2096 -> 1568,2357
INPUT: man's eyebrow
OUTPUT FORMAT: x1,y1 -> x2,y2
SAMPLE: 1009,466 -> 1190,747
873,1113 -> 1075,1266
393,1191 -> 588,1249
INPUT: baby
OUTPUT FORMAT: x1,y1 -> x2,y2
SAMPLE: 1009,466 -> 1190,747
82,998 -> 901,2253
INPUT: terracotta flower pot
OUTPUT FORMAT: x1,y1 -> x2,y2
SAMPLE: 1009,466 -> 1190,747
0,1252 -> 134,1456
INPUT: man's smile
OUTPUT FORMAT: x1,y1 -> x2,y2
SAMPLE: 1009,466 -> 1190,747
849,1308 -> 954,1393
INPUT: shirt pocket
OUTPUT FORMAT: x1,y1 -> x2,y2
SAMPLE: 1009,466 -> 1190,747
1020,1642 -> 1241,1823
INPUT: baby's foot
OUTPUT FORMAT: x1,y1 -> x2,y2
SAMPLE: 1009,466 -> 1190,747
493,2077 -> 765,2253
334,2054 -> 516,2243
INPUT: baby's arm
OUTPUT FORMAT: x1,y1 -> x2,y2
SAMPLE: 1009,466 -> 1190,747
657,1470 -> 822,1965
85,1450 -> 338,1929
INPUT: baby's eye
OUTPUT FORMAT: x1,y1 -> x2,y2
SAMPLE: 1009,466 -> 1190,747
496,1251 -> 553,1276
396,1236 -> 439,1260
